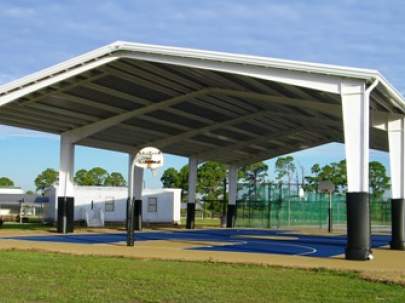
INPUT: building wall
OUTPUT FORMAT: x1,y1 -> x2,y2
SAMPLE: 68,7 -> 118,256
44,186 -> 181,224
0,188 -> 25,194
0,193 -> 47,217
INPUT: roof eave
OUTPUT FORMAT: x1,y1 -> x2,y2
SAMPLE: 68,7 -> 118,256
0,41 -> 404,112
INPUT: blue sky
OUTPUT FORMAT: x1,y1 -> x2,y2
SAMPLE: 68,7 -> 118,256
0,0 -> 403,191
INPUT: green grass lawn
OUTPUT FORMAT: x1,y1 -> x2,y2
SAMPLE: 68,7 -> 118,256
0,251 -> 404,303
0,222 -> 52,231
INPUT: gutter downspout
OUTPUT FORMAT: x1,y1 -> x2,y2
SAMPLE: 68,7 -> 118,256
366,79 -> 379,97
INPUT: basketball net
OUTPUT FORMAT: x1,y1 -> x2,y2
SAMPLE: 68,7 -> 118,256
145,160 -> 158,176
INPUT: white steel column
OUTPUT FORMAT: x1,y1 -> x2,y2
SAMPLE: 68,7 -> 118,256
58,135 -> 75,197
133,166 -> 144,200
188,157 -> 198,204
186,156 -> 198,229
341,80 -> 369,192
128,154 -> 135,201
133,164 -> 144,231
57,135 -> 75,234
341,79 -> 375,260
127,154 -> 135,246
127,154 -> 144,200
388,118 -> 405,250
388,118 -> 405,199
227,165 -> 238,228
228,165 -> 238,205
127,153 -> 144,246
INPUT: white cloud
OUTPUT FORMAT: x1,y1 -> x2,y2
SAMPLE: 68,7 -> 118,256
1,6 -> 36,18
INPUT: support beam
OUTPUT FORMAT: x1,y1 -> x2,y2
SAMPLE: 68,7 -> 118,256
0,109 -> 78,129
58,86 -> 390,148
124,51 -> 344,93
214,89 -> 341,116
1,106 -> 83,128
227,165 -> 238,228
133,165 -> 144,231
84,82 -> 150,106
0,57 -> 115,107
57,135 -> 75,234
22,71 -> 108,106
127,153 -> 144,246
388,118 -> 405,250
55,93 -> 124,114
0,118 -> 60,135
27,102 -> 99,122
0,116 -> 64,133
63,88 -> 214,143
127,154 -> 135,246
341,79 -> 372,260
78,138 -> 138,154
61,87 -> 339,144
136,107 -> 339,150
85,68 -> 266,140
186,157 -> 198,229
235,137 -> 332,166
342,80 -> 370,192
195,128 -> 307,161
388,119 -> 405,199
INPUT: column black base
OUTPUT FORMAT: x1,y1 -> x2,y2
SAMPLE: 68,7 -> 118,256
226,204 -> 236,228
57,197 -> 74,233
134,199 -> 142,231
126,198 -> 134,246
391,198 -> 405,250
186,203 -> 195,229
345,192 -> 371,261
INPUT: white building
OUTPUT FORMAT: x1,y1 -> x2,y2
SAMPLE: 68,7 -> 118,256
0,191 -> 46,222
0,188 -> 25,194
44,185 -> 181,224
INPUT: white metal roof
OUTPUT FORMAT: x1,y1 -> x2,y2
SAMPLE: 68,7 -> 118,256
0,41 -> 403,164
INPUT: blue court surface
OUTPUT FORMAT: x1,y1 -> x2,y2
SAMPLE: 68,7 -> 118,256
3,229 -> 391,258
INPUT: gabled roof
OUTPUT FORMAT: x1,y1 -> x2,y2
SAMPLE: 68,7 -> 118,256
0,41 -> 403,164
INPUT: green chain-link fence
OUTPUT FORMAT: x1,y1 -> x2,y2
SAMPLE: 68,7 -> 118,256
181,182 -> 391,229
235,183 -> 391,230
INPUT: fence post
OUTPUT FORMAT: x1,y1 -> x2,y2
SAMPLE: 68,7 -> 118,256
248,197 -> 252,227
267,200 -> 271,229
267,183 -> 271,228
328,192 -> 333,232
319,193 -> 322,229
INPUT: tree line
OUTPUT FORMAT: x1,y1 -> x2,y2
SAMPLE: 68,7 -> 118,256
0,177 -> 14,187
160,161 -> 269,213
0,167 -> 127,194
160,156 -> 391,206
303,160 -> 390,199
0,156 -> 391,201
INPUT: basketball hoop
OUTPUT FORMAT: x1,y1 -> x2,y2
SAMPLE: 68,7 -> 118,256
318,180 -> 335,233
318,180 -> 335,193
134,147 -> 164,176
